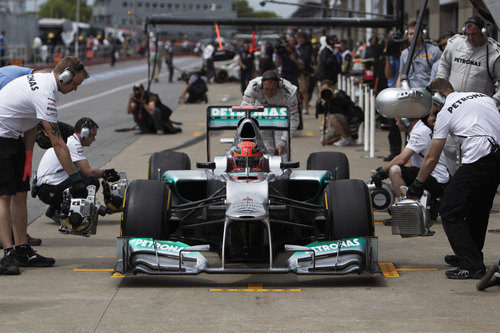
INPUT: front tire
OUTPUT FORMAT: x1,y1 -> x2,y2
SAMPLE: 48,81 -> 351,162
325,179 -> 374,239
307,152 -> 350,180
121,180 -> 171,238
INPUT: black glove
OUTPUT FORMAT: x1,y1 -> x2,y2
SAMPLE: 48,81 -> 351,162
103,169 -> 120,182
372,166 -> 388,188
69,179 -> 88,198
407,179 -> 424,198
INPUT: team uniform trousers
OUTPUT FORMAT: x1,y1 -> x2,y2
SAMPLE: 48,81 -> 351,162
37,177 -> 99,209
438,153 -> 500,271
0,137 -> 30,195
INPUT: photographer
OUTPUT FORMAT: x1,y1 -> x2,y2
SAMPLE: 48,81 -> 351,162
316,79 -> 362,146
127,84 -> 181,135
35,118 -> 120,229
178,72 -> 208,104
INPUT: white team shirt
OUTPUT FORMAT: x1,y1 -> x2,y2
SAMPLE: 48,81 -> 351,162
433,92 -> 500,164
0,73 -> 58,139
406,120 -> 449,183
36,134 -> 87,186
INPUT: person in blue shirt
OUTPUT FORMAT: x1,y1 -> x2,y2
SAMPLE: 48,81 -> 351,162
0,65 -> 35,89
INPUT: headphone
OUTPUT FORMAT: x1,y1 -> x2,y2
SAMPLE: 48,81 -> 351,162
59,61 -> 85,85
80,118 -> 93,140
404,25 -> 429,40
426,86 -> 446,108
261,72 -> 281,89
462,17 -> 488,38
400,118 -> 411,128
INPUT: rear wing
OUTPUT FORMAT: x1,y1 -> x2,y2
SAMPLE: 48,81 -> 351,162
206,105 -> 290,161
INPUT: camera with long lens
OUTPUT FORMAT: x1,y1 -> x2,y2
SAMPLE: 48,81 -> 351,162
385,32 -> 407,57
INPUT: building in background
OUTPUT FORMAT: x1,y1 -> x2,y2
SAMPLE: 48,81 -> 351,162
92,0 -> 237,40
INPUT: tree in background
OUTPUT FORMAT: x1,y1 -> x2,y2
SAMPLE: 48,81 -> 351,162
39,0 -> 93,22
237,0 -> 278,18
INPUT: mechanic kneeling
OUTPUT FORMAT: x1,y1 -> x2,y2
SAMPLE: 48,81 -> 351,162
409,78 -> 500,280
34,118 -> 120,228
372,114 -> 449,225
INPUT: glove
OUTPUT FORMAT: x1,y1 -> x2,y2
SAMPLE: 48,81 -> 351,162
68,171 -> 88,198
23,151 -> 33,181
372,166 -> 388,188
407,179 -> 424,198
103,169 -> 120,182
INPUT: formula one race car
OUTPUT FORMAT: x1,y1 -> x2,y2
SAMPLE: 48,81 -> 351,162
114,106 -> 379,277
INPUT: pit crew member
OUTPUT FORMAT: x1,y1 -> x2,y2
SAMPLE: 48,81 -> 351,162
35,118 -> 120,226
409,78 -> 500,279
240,70 -> 300,160
372,114 -> 449,224
0,56 -> 89,275
436,16 -> 500,106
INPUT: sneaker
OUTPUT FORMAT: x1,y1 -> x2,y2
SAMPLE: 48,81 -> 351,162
1,249 -> 20,275
16,245 -> 55,267
444,254 -> 464,267
334,137 -> 355,146
27,234 -> 42,247
302,109 -> 309,115
156,130 -> 165,135
446,267 -> 486,279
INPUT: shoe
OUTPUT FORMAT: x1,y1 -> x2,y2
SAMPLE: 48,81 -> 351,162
45,205 -> 56,218
446,267 -> 486,279
16,245 -> 55,267
1,249 -> 20,275
27,234 -> 42,247
382,218 -> 392,226
154,78 -> 159,83
444,255 -> 464,267
157,130 -> 165,135
383,154 -> 398,162
302,109 -> 309,115
334,137 -> 355,146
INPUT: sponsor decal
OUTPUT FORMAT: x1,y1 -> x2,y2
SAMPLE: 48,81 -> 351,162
27,74 -> 39,91
307,238 -> 363,253
209,106 -> 288,119
231,196 -> 264,214
47,107 -> 57,112
453,57 -> 481,67
130,238 -> 188,255
48,98 -> 56,103
446,93 -> 487,113
420,54 -> 432,59
48,102 -> 56,107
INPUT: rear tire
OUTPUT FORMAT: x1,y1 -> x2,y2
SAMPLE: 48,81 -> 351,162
325,179 -> 374,239
307,152 -> 350,180
215,68 -> 229,83
121,180 -> 171,238
148,150 -> 190,180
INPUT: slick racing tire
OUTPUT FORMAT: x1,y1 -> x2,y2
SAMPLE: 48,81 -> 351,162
148,150 -> 191,181
307,152 -> 350,180
215,68 -> 229,83
121,180 -> 171,239
325,179 -> 374,239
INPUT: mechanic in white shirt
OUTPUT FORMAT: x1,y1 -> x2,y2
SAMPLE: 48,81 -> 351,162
409,78 -> 500,280
0,56 -> 89,275
202,42 -> 215,83
240,70 -> 300,161
372,116 -> 449,223
35,118 -> 120,223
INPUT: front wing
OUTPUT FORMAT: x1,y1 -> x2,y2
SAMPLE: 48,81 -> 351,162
114,237 -> 380,276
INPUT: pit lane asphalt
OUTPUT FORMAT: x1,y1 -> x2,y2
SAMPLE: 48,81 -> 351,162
3,60 -> 499,332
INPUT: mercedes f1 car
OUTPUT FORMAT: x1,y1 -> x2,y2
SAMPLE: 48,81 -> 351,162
114,106 -> 380,276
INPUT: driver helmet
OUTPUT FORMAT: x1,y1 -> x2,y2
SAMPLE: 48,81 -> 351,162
231,141 -> 263,171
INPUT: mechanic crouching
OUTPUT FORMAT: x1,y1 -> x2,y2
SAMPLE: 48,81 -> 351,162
240,70 -> 300,160
409,78 -> 500,280
372,113 -> 449,226
34,118 -> 121,230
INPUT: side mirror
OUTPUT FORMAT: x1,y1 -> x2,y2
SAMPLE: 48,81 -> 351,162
280,161 -> 300,169
196,162 -> 216,170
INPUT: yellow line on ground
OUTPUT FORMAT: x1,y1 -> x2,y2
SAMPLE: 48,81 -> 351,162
379,262 -> 400,277
73,269 -> 114,272
305,131 -> 314,137
112,221 -> 121,224
374,222 -> 384,224
396,268 -> 439,271
210,283 -> 301,292
193,131 -> 202,137
96,256 -> 117,259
